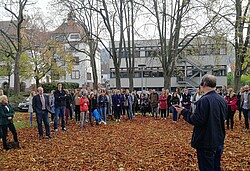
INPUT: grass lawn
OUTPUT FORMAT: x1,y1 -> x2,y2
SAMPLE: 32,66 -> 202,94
0,112 -> 249,171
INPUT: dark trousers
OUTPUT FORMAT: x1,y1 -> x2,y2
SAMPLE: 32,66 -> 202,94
196,145 -> 224,171
166,106 -> 170,117
151,106 -> 158,117
114,107 -> 121,120
226,109 -> 235,130
1,123 -> 18,149
75,105 -> 80,121
36,111 -> 50,137
160,109 -> 166,118
242,109 -> 249,129
141,106 -> 147,117
0,127 -> 2,138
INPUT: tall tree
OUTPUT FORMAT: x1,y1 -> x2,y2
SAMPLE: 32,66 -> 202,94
24,12 -> 74,89
0,0 -> 28,94
234,0 -> 250,92
123,0 -> 137,92
137,0 -> 225,89
53,1 -> 102,90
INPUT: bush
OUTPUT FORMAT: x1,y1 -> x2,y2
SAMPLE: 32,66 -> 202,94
41,82 -> 79,93
8,93 -> 29,110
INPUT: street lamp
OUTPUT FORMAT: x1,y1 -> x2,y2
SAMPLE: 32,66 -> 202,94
138,64 -> 146,91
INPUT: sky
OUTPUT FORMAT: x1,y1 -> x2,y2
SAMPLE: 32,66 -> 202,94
0,0 -> 50,20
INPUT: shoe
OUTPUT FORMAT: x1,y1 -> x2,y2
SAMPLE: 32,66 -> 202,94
39,136 -> 44,140
3,147 -> 10,151
47,135 -> 52,139
54,129 -> 58,133
62,128 -> 67,132
13,142 -> 20,149
104,122 -> 107,125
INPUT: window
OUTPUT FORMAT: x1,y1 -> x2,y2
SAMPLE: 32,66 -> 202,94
87,72 -> 92,80
199,45 -> 207,55
71,70 -> 80,79
211,44 -> 220,55
54,34 -> 66,42
135,50 -> 140,58
70,33 -> 80,40
66,44 -> 79,52
220,44 -> 227,55
73,57 -> 79,65
145,49 -> 159,57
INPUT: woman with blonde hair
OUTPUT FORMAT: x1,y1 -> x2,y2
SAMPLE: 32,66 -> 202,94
225,88 -> 238,130
0,95 -> 19,150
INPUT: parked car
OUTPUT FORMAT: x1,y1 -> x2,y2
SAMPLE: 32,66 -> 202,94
18,98 -> 29,112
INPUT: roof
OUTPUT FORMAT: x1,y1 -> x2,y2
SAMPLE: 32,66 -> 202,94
0,20 -> 17,36
52,18 -> 85,35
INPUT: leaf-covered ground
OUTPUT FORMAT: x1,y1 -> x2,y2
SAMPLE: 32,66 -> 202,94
0,113 -> 249,171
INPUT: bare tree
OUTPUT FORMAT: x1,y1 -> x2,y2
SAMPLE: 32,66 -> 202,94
53,0 -> 102,90
0,0 -> 28,94
136,0 -> 226,89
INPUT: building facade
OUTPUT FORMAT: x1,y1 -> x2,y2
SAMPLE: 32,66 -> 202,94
0,16 -> 101,90
109,37 -> 229,91
50,17 -> 101,89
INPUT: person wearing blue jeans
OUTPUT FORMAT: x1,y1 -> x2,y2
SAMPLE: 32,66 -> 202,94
175,75 -> 227,171
98,90 -> 108,125
54,83 -> 67,132
241,85 -> 250,130
170,92 -> 180,122
171,106 -> 178,122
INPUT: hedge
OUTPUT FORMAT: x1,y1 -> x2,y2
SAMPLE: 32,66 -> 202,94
41,82 -> 80,93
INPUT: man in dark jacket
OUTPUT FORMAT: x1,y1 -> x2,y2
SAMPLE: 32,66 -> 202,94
32,87 -> 52,140
54,83 -> 67,132
175,74 -> 227,171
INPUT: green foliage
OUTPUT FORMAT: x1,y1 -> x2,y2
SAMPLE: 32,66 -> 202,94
227,72 -> 234,86
8,93 -> 29,110
41,82 -> 79,93
227,72 -> 250,86
241,75 -> 250,86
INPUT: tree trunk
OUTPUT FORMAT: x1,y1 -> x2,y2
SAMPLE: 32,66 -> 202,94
14,52 -> 21,94
35,78 -> 40,89
114,65 -> 121,89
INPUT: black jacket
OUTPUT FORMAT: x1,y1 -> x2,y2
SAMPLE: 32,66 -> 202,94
181,90 -> 227,149
54,89 -> 66,107
32,94 -> 50,114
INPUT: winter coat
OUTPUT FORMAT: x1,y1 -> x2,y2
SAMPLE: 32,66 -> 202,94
80,97 -> 90,112
98,95 -> 108,108
28,96 -> 33,113
54,89 -> 67,107
225,94 -> 238,111
149,93 -> 159,108
0,103 -> 15,125
181,90 -> 227,149
159,95 -> 167,109
112,94 -> 123,109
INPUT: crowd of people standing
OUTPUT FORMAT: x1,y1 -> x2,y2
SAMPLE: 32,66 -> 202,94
0,82 -> 250,150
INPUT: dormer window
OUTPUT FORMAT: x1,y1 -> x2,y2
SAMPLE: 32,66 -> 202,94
68,33 -> 80,41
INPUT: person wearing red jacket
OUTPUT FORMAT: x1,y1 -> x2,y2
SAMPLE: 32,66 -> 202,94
80,94 -> 90,129
159,90 -> 167,119
225,88 -> 238,130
